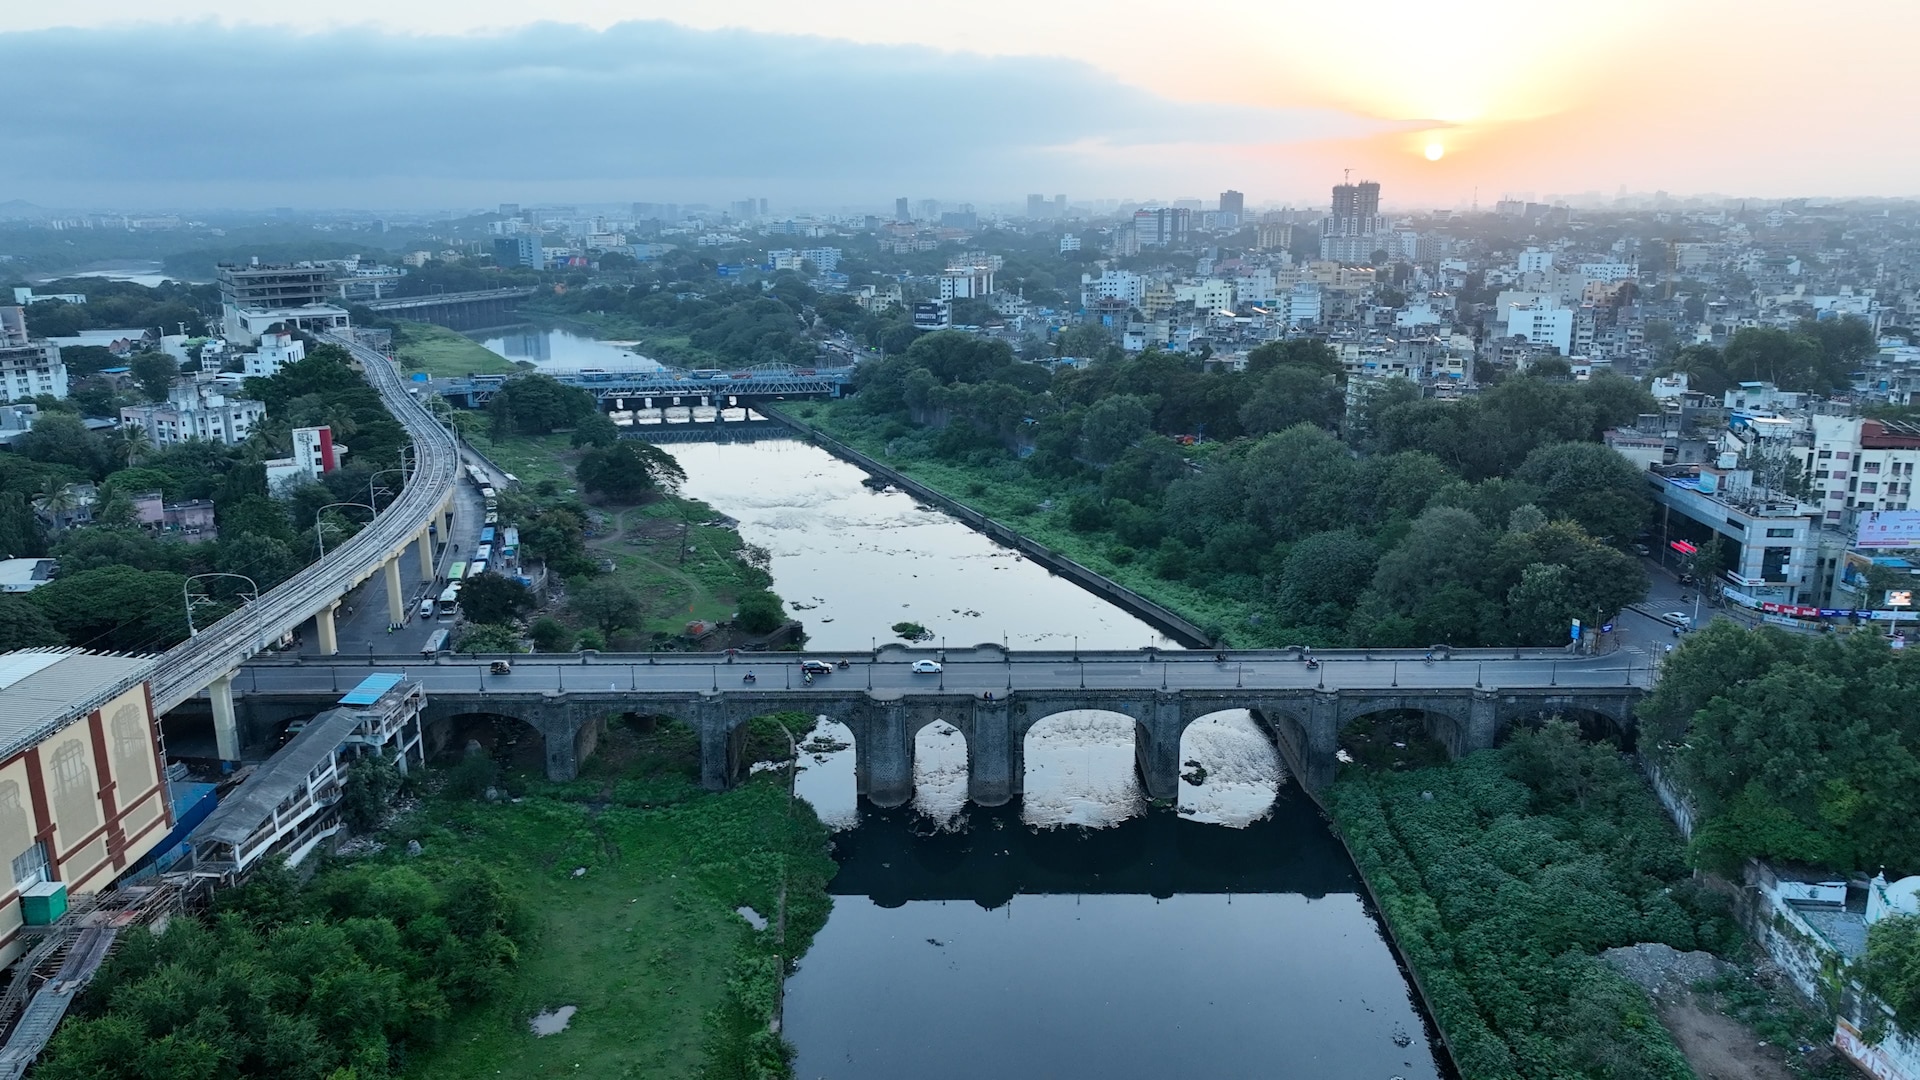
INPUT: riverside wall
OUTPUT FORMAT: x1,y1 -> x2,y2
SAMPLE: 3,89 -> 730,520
767,411 -> 1213,648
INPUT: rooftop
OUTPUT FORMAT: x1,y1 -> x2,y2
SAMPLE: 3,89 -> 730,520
0,649 -> 155,763
193,706 -> 362,847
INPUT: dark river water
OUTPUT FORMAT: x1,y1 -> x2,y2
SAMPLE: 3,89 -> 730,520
660,438 -> 1448,1080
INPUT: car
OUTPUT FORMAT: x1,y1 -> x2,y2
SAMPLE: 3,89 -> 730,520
799,660 -> 833,675
1660,612 -> 1693,628
910,660 -> 943,674
1632,543 -> 1651,557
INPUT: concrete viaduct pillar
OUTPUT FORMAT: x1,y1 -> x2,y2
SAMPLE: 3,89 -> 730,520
861,701 -> 912,808
383,557 -> 405,628
210,671 -> 239,765
416,526 -> 436,581
315,602 -> 339,656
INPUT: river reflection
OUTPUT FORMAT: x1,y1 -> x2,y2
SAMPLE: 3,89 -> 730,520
474,325 -> 664,371
659,434 -> 1444,1077
785,798 -> 1446,1080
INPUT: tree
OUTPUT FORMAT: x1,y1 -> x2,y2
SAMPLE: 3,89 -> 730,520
458,572 -> 534,626
28,565 -> 190,650
528,616 -> 572,653
568,581 -> 640,637
1861,915 -> 1920,1037
569,411 -> 620,449
486,374 -> 597,437
17,413 -> 107,477
339,752 -> 401,833
1723,326 -> 1833,392
1513,442 -> 1651,545
1272,529 -> 1377,632
0,595 -> 61,652
216,533 -> 300,592
129,352 -> 178,403
1239,363 -> 1341,435
734,589 -> 787,634
1081,395 -> 1154,464
576,441 -> 687,503
457,622 -> 522,654
1054,323 -> 1113,359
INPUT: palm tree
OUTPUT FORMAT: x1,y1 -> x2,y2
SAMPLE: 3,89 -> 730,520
114,424 -> 149,468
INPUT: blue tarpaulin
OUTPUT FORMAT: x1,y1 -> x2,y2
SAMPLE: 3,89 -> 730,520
340,673 -> 404,706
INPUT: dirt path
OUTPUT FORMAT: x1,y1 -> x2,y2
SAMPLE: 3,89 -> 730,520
1658,987 -> 1797,1080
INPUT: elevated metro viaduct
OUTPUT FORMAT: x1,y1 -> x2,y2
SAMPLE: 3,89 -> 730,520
226,656 -> 1644,802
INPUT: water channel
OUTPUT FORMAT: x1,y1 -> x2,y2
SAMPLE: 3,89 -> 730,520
475,324 -> 663,372
662,437 -> 1448,1079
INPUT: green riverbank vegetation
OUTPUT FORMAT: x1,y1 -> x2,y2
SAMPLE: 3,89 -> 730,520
389,321 -> 520,379
1329,721 -> 1742,1079
448,377 -> 791,649
782,332 -> 1653,647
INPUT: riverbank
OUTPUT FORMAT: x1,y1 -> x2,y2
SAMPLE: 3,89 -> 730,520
392,319 -> 520,377
400,717 -> 833,1079
460,425 -> 794,642
775,400 -> 1260,644
770,404 -> 1215,646
516,304 -> 725,369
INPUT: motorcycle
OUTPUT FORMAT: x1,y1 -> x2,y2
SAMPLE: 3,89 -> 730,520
837,659 -> 850,670
803,672 -> 813,685
1422,653 -> 1436,664
742,672 -> 757,684
1305,658 -> 1319,670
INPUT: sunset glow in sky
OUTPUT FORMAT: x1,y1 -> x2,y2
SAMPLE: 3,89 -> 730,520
3,0 -> 1916,207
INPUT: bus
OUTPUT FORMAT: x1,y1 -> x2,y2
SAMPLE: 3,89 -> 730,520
470,559 -> 488,577
465,464 -> 490,488
436,584 -> 461,616
421,628 -> 449,657
479,485 -> 496,501
480,526 -> 496,546
447,561 -> 467,583
474,544 -> 492,564
484,512 -> 499,526
501,527 -> 520,561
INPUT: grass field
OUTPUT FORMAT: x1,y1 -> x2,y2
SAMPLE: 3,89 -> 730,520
460,427 -> 781,641
396,720 -> 832,1079
393,320 -> 521,378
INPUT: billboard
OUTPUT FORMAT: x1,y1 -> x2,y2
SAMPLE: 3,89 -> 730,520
1857,510 -> 1920,549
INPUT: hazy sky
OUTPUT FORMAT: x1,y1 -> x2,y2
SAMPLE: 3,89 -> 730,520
3,2 -> 1916,210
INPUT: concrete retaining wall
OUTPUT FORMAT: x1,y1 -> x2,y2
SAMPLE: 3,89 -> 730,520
767,410 -> 1213,648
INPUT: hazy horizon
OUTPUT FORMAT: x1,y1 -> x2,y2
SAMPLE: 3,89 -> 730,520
3,4 -> 1917,211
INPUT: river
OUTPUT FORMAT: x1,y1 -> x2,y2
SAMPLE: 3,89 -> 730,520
661,437 -> 1447,1079
474,325 -> 663,371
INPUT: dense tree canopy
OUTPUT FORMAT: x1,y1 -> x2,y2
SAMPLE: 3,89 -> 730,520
1640,623 -> 1920,874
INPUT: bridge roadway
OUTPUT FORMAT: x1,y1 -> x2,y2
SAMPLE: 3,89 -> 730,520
150,331 -> 461,761
359,288 -> 537,330
235,646 -> 1648,804
436,366 -> 854,409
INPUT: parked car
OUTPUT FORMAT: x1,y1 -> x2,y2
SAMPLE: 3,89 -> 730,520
1660,612 -> 1693,629
1632,543 -> 1651,557
910,660 -> 943,674
800,660 -> 833,675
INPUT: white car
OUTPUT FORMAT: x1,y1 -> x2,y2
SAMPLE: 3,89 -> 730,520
910,660 -> 943,674
1661,611 -> 1693,628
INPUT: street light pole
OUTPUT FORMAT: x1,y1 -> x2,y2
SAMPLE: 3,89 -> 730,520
313,501 -> 376,558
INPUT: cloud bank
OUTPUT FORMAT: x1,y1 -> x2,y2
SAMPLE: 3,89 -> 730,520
0,21 -> 1384,208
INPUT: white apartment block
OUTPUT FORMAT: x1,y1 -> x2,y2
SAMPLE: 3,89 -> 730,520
1082,270 -> 1145,307
1506,304 -> 1574,355
121,378 -> 266,448
939,267 -> 995,301
242,330 -> 306,378
1517,248 -> 1554,273
0,307 -> 67,402
1800,416 -> 1920,524
1173,279 -> 1235,313
1578,262 -> 1638,282
1059,235 -> 1081,253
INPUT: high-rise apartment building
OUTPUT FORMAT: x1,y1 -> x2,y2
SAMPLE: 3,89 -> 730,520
1132,208 -> 1192,248
215,262 -> 348,344
895,197 -> 912,223
1053,195 -> 1068,218
1219,190 -> 1245,218
1320,180 -> 1383,264
1027,194 -> 1049,219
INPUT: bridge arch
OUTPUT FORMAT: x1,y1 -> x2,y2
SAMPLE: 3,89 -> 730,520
423,709 -> 549,778
1496,702 -> 1637,751
912,719 -> 969,829
793,716 -> 859,831
1176,709 -> 1284,827
1019,709 -> 1148,828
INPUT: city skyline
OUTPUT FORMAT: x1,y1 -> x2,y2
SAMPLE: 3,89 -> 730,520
2,5 -> 1918,208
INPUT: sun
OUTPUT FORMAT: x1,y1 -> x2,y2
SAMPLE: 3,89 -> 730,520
1424,142 -> 1446,161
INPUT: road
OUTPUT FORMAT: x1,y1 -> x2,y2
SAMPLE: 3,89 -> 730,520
241,647 -> 1647,698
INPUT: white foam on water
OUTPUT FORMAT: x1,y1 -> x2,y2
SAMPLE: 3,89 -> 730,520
1176,710 -> 1284,828
912,720 -> 969,831
1021,710 -> 1145,829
